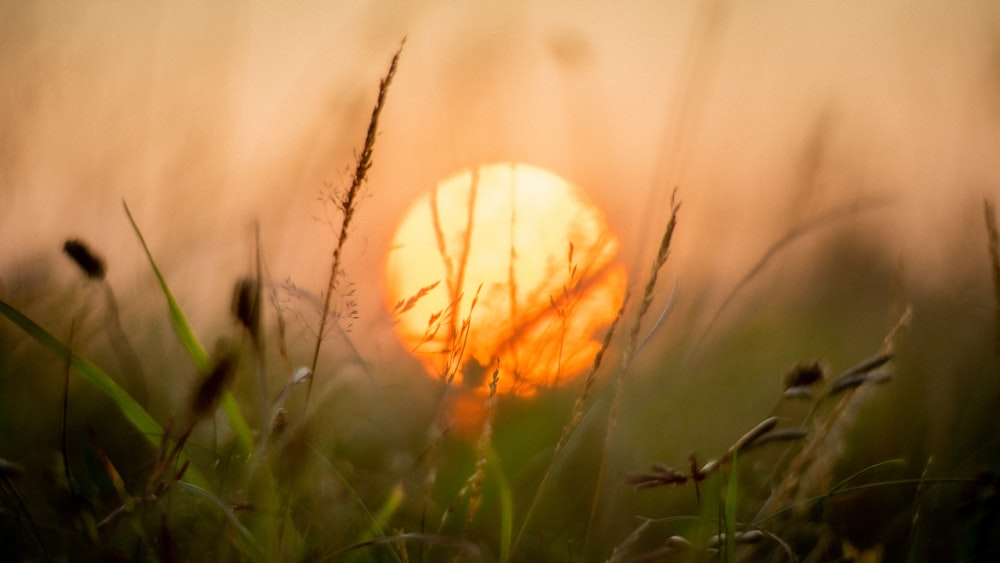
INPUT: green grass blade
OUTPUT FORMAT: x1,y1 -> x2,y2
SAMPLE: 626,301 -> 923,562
123,201 -> 254,454
177,481 -> 262,557
0,299 -> 208,488
724,451 -> 739,561
122,202 -> 208,370
828,458 -> 906,495
220,394 -> 254,453
373,484 -> 404,533
310,445 -> 403,563
487,445 -> 513,563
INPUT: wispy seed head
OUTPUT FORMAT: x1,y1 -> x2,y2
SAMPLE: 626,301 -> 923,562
63,239 -> 106,280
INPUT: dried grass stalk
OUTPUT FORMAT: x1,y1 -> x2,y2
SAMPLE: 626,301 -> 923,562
308,41 -> 404,394
624,191 -> 680,366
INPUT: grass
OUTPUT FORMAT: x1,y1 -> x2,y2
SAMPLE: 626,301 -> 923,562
1,47 -> 999,563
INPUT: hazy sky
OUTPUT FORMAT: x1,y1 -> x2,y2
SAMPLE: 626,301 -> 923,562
2,1 -> 998,354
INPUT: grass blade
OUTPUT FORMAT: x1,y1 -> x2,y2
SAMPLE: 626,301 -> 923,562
122,202 -> 207,369
724,451 -> 739,561
691,199 -> 891,357
309,445 -> 402,562
0,299 -> 208,488
487,445 -> 514,563
123,201 -> 254,454
176,481 -> 262,557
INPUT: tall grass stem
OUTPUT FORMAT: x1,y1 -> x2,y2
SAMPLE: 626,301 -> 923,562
307,42 -> 403,404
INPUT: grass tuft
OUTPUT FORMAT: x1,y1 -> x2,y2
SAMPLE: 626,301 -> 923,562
124,200 -> 255,454
0,298 -> 209,488
3,37 -> 998,563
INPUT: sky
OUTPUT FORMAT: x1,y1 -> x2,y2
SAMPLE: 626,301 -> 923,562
2,1 -> 999,367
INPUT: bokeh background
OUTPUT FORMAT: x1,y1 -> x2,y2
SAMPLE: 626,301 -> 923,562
2,1 -> 999,560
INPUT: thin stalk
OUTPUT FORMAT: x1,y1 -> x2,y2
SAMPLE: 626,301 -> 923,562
61,320 -> 76,493
307,42 -> 403,402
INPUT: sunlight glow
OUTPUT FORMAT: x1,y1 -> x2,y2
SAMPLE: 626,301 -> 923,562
384,162 -> 626,396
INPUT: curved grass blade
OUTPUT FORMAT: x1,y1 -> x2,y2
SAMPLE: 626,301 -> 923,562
0,299 -> 208,488
309,445 -> 402,562
323,533 -> 481,562
723,451 -> 739,561
691,199 -> 892,357
826,458 -> 907,496
123,201 -> 254,454
176,481 -> 262,558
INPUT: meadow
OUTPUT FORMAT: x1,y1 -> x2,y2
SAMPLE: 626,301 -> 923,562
3,42 -> 1000,562
3,3 -> 1000,562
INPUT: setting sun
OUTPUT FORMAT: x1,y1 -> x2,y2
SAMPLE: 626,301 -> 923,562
385,162 -> 626,396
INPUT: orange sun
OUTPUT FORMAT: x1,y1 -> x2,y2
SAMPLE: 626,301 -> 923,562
384,162 -> 626,397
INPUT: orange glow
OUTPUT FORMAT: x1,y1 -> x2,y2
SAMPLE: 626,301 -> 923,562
385,162 -> 626,396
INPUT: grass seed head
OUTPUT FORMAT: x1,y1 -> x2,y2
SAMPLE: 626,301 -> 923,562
783,361 -> 826,390
231,277 -> 260,337
708,530 -> 764,548
63,239 -> 106,280
270,407 -> 289,439
190,344 -> 239,420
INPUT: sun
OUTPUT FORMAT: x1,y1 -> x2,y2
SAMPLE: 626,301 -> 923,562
384,162 -> 626,397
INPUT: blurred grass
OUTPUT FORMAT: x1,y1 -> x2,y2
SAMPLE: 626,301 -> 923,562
2,206 -> 999,561
124,200 -> 255,456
